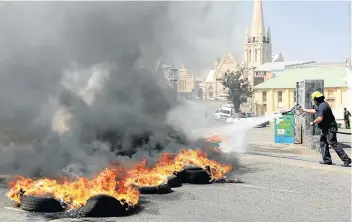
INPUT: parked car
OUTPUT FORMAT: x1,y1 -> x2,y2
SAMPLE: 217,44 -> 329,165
226,112 -> 269,128
214,106 -> 234,121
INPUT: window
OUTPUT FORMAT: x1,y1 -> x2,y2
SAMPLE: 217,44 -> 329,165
249,49 -> 252,62
220,110 -> 230,115
293,90 -> 296,103
254,77 -> 264,86
262,91 -> 267,102
277,91 -> 283,103
327,90 -> 333,97
255,49 -> 258,62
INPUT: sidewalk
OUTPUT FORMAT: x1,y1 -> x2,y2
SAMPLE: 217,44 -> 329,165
243,125 -> 351,173
247,142 -> 352,162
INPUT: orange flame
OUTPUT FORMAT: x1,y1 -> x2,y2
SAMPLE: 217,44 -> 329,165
205,135 -> 229,143
205,135 -> 222,143
7,169 -> 139,209
125,149 -> 232,187
7,149 -> 232,209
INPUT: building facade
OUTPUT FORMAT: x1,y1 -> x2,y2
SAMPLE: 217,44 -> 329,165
176,64 -> 197,98
253,63 -> 349,121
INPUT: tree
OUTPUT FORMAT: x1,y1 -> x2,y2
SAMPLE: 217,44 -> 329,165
217,65 -> 252,112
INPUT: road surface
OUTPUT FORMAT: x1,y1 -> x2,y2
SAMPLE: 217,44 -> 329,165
0,125 -> 351,222
0,101 -> 351,222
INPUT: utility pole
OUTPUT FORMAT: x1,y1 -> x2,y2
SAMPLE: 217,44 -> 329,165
169,67 -> 179,99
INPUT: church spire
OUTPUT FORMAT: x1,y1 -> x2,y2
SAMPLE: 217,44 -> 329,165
243,0 -> 272,71
267,26 -> 271,38
250,0 -> 265,39
244,27 -> 248,44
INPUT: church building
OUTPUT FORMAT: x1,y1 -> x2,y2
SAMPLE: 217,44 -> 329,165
199,0 -> 274,100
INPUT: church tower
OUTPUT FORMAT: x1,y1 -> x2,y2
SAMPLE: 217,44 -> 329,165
244,0 -> 272,68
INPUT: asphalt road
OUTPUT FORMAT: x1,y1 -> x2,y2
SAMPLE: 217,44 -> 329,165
0,156 -> 350,222
0,101 -> 350,222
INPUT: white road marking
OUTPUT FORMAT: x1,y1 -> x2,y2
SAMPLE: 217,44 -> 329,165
239,184 -> 302,194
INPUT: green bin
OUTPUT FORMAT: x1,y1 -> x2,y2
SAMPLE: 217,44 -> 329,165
274,113 -> 295,144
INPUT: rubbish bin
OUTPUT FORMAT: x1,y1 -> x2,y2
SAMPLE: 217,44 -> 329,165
274,113 -> 295,144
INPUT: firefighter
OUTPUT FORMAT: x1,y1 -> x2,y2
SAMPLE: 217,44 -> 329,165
299,91 -> 351,167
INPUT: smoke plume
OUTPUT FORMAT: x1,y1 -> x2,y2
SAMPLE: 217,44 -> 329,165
0,2 -> 243,177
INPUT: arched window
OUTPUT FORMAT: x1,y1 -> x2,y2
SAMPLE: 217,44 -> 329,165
249,49 -> 252,62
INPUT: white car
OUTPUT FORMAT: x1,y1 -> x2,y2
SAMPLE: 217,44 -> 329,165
214,107 -> 234,121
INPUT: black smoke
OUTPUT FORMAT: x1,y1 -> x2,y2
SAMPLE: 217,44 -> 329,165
0,2 -> 242,178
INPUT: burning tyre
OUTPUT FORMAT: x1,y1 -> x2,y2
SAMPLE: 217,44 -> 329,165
167,175 -> 182,188
139,184 -> 172,195
7,149 -> 234,217
176,165 -> 204,183
80,195 -> 132,217
20,195 -> 64,212
176,165 -> 211,184
186,169 -> 211,184
125,173 -> 175,194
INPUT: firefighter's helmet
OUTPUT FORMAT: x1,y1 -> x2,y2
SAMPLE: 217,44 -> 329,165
311,91 -> 324,100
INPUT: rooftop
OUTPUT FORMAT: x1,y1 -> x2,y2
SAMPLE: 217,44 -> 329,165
255,61 -> 315,72
254,64 -> 348,89
204,69 -> 215,83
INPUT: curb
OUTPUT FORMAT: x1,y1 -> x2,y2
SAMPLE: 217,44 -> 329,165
239,153 -> 352,174
246,142 -> 304,149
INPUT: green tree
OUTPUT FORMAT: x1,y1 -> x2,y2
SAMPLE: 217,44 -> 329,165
217,65 -> 252,112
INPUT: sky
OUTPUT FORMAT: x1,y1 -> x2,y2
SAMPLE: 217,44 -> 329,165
233,0 -> 350,63
0,1 -> 349,77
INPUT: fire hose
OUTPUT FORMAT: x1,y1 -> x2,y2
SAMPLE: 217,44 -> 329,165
281,104 -> 352,135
